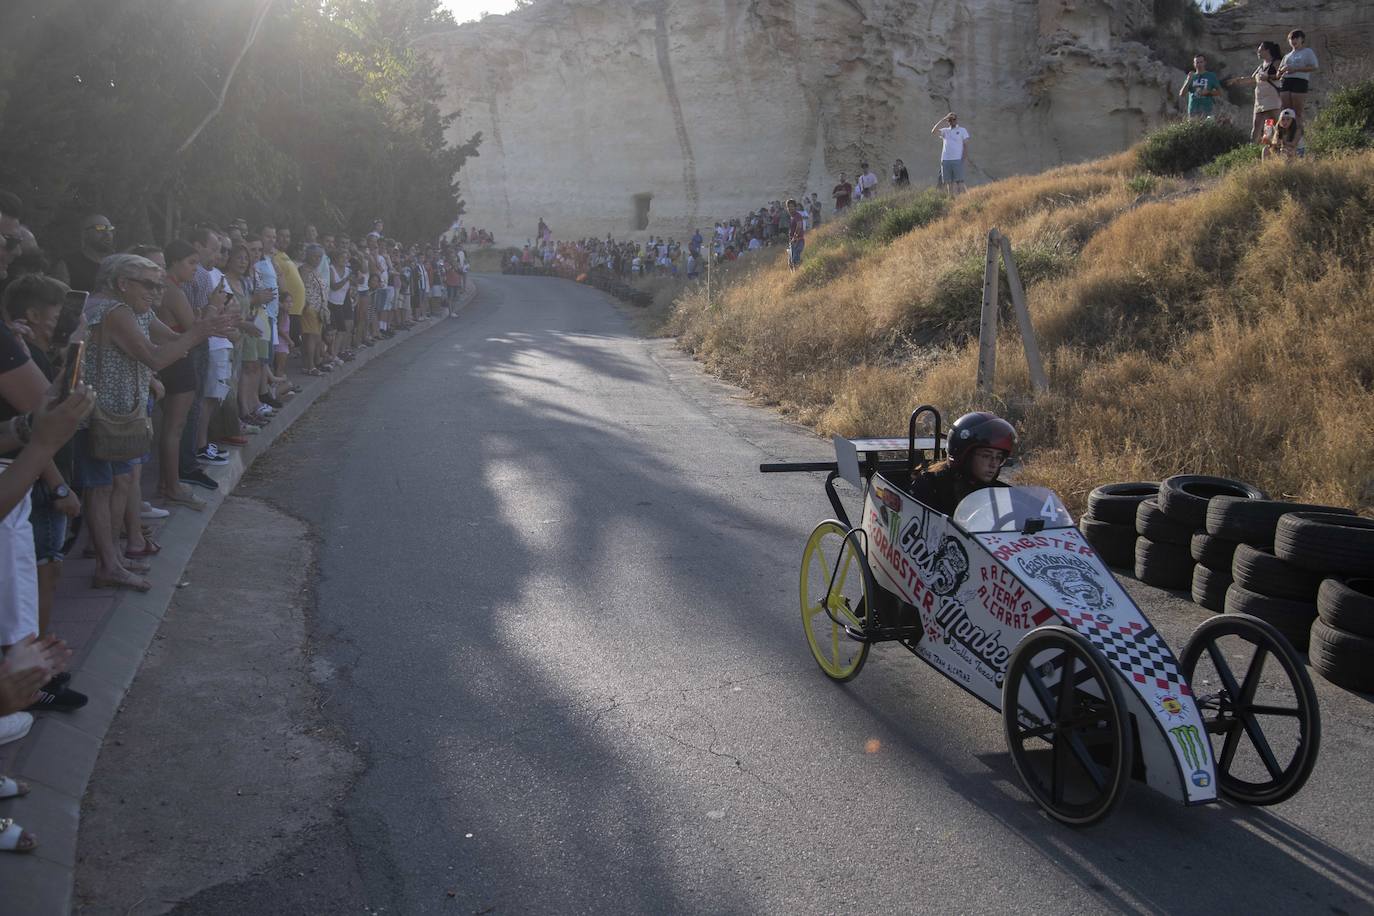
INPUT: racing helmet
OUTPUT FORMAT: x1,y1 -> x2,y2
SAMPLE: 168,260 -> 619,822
947,411 -> 1017,467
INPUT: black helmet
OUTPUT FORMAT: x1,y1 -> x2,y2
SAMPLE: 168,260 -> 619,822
947,411 -> 1017,467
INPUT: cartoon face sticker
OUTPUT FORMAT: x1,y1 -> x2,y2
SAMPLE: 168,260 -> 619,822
1017,554 -> 1113,611
926,536 -> 970,596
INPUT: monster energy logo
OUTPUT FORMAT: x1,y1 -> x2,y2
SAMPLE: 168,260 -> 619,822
1170,725 -> 1205,770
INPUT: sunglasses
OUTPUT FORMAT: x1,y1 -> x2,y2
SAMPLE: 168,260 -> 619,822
84,224 -> 116,233
125,277 -> 165,295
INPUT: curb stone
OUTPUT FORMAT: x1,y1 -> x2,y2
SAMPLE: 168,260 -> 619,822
0,282 -> 479,914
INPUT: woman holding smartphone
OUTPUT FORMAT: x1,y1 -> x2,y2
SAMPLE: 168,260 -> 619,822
0,275 -> 88,712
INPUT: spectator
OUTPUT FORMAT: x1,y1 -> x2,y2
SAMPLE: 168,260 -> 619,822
1277,29 -> 1319,122
299,245 -> 327,375
932,112 -> 971,196
155,241 -> 207,509
191,229 -> 240,460
77,254 -> 231,591
786,198 -> 805,270
1263,107 -> 1303,160
1226,41 -> 1284,144
59,213 -> 118,294
892,159 -> 910,187
272,230 -> 306,375
858,163 -> 879,199
832,173 -> 853,212
0,193 -> 24,291
226,239 -> 271,431
1178,55 -> 1221,120
1,276 -> 87,713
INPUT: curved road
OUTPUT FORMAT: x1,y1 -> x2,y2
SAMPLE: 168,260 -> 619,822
220,275 -> 1373,914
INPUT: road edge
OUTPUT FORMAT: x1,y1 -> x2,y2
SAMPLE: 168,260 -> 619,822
0,282 -> 480,915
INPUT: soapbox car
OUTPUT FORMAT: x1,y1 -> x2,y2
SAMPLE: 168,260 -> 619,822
761,407 -> 1320,825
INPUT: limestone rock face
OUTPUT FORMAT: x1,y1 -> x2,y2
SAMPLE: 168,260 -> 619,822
415,0 -> 1356,240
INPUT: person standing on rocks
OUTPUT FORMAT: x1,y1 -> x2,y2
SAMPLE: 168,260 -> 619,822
1225,41 -> 1284,143
932,113 -> 970,196
1178,55 -> 1221,120
1277,29 -> 1319,123
832,173 -> 853,213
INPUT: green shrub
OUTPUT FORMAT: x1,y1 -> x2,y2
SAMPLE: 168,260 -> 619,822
845,190 -> 949,243
1126,174 -> 1158,195
1137,119 -> 1248,175
1202,142 -> 1263,176
1307,79 -> 1374,157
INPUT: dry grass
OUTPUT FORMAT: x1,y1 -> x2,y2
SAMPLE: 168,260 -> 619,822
672,149 -> 1374,513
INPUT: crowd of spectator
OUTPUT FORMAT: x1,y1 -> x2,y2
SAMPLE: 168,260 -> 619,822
0,190 -> 469,854
1182,28 -> 1319,161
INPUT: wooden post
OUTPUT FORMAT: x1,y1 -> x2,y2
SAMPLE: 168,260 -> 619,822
975,229 -> 1000,395
998,233 -> 1049,394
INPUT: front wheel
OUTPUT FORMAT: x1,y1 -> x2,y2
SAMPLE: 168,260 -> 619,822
1180,613 -> 1320,805
799,520 -> 871,682
1003,626 -> 1133,826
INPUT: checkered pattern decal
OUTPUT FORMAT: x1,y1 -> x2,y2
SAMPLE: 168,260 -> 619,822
1058,609 -> 1191,697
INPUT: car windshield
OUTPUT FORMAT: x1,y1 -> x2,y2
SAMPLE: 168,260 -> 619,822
953,485 -> 1075,533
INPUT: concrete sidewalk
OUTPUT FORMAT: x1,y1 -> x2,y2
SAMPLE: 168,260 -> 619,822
0,282 -> 478,914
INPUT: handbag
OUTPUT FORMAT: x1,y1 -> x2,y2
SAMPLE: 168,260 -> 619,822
87,317 -> 153,462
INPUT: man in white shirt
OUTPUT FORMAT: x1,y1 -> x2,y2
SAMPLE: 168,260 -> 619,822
932,112 -> 971,196
859,163 -> 879,199
191,228 -> 236,459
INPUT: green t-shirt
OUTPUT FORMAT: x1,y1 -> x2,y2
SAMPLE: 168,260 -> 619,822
1187,71 -> 1220,114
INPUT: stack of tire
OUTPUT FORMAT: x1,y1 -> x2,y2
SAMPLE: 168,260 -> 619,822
1203,500 -> 1360,656
1272,512 -> 1373,692
1137,475 -> 1266,593
1079,483 -> 1158,571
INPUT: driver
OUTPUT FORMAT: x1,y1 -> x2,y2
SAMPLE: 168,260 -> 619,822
907,411 -> 1017,515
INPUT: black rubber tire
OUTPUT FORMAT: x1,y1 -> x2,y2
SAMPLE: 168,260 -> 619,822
1135,537 -> 1193,590
1190,532 -> 1240,571
1191,564 -> 1232,611
1135,498 -> 1193,547
1002,626 -> 1133,826
1079,518 -> 1137,569
1205,497 -> 1355,550
1274,513 -> 1374,575
1316,578 -> 1374,639
1086,482 -> 1160,526
1223,583 -> 1316,650
1180,614 -> 1321,805
1231,544 -> 1326,604
1158,475 -> 1265,530
1308,619 -> 1374,694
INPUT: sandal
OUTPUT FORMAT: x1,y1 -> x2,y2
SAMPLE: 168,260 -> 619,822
0,776 -> 30,800
125,539 -> 162,558
92,570 -> 152,593
121,558 -> 152,574
304,368 -> 322,377
0,818 -> 37,854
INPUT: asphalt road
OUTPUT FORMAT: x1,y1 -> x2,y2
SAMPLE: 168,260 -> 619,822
205,275 -> 1374,915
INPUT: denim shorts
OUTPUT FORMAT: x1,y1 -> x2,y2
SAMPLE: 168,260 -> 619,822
29,482 -> 68,564
73,428 -> 133,488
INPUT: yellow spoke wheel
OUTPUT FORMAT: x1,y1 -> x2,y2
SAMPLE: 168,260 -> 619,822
800,520 -> 871,682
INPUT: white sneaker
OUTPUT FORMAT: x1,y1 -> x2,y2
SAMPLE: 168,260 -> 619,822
0,712 -> 33,746
140,502 -> 171,520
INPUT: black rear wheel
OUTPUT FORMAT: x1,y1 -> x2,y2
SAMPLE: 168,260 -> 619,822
1180,614 -> 1320,805
1003,627 -> 1133,826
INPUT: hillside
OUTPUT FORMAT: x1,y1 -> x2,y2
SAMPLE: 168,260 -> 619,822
664,136 -> 1374,513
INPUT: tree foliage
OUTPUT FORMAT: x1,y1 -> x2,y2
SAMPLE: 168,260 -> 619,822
0,0 -> 479,251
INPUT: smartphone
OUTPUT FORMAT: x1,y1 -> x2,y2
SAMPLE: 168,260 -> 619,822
53,290 -> 88,348
61,340 -> 85,399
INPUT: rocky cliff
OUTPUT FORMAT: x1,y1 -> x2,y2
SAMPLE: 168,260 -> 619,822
417,0 -> 1367,240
